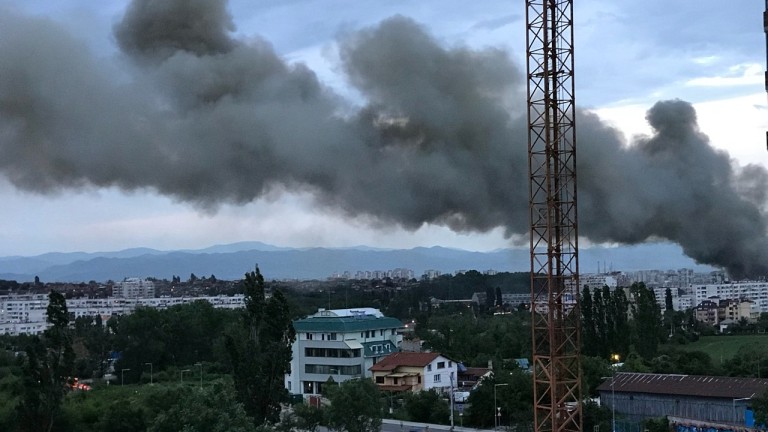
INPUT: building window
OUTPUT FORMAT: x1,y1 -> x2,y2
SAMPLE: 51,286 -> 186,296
305,364 -> 362,375
434,374 -> 441,383
437,361 -> 445,369
329,332 -> 337,340
448,361 -> 452,367
376,376 -> 384,384
391,329 -> 396,335
427,364 -> 432,372
307,333 -> 313,340
380,329 -> 385,336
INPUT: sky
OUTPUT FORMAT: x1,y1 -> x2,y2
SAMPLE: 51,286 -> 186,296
0,0 -> 766,267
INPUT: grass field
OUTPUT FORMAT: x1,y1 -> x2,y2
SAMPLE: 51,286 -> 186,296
671,334 -> 768,364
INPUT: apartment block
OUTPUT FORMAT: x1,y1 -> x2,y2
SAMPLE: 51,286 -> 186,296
285,307 -> 404,397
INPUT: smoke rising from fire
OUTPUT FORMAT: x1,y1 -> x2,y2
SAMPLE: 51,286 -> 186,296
0,1 -> 766,278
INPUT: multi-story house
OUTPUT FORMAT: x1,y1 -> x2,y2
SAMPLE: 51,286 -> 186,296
369,352 -> 458,394
285,308 -> 404,397
717,298 -> 757,322
693,300 -> 719,326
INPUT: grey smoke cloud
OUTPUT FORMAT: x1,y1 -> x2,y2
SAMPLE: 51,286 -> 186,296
0,1 -> 766,278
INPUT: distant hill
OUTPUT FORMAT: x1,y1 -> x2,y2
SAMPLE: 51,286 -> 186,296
0,241 -> 715,283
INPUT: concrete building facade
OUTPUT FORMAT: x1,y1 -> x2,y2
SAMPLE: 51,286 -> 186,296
285,307 -> 404,397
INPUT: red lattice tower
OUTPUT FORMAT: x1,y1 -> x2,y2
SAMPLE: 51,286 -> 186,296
525,2 -> 582,432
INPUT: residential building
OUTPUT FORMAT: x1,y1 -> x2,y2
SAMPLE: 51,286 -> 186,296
456,365 -> 491,391
718,298 -> 756,322
285,308 -> 404,397
471,292 -> 530,308
693,300 -> 719,326
692,298 -> 758,328
369,352 -> 458,394
694,282 -> 768,313
112,277 -> 156,298
580,274 -> 619,291
0,293 -> 245,336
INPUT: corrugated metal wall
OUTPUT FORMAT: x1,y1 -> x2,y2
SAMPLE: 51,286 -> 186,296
599,391 -> 746,425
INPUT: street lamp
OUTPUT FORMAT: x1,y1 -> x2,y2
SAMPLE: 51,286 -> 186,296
180,369 -> 191,383
609,354 -> 620,432
195,362 -> 203,389
494,383 -> 509,431
121,368 -> 130,386
144,362 -> 153,385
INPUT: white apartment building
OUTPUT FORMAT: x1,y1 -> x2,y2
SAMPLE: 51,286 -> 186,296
0,294 -> 49,335
285,307 -> 404,397
694,282 -> 768,313
112,277 -> 156,298
580,274 -> 619,291
0,294 -> 246,336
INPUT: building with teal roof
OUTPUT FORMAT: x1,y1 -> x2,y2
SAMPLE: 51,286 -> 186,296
285,307 -> 404,397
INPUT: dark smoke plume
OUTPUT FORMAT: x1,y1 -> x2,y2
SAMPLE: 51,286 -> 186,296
0,2 -> 766,279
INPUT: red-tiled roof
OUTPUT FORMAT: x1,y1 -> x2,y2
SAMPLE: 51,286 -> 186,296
596,372 -> 768,399
370,352 -> 441,372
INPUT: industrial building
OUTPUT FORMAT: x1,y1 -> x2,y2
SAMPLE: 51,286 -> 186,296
597,372 -> 768,428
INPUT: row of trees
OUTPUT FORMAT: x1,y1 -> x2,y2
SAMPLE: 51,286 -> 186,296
0,267 -> 302,432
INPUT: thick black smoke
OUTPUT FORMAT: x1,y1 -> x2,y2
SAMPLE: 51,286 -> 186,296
0,2 -> 766,278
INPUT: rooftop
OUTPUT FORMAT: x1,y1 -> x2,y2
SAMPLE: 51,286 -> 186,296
293,313 -> 403,333
596,372 -> 768,399
370,352 -> 442,372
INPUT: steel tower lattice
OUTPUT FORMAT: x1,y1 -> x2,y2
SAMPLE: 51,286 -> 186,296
525,2 -> 582,432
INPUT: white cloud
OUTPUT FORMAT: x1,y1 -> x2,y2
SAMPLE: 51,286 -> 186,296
685,63 -> 764,88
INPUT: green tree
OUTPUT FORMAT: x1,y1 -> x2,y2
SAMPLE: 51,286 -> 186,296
17,290 -> 75,432
149,382 -> 257,432
96,401 -> 148,432
603,286 -> 616,358
630,283 -> 663,359
326,378 -> 382,432
226,267 -> 296,425
403,389 -> 449,424
581,287 -> 598,357
583,400 -> 612,432
581,356 -> 612,397
612,288 -> 630,356
644,416 -> 669,432
466,370 -> 533,429
753,388 -> 768,428
293,403 -> 324,432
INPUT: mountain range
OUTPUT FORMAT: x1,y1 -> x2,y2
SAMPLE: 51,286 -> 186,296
0,241 -> 716,283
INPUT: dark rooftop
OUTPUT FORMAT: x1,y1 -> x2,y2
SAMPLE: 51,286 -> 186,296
596,372 -> 768,399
